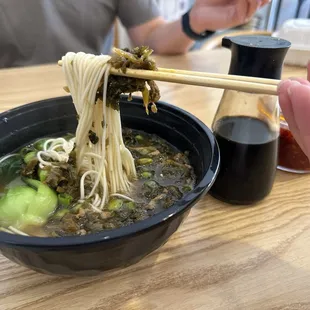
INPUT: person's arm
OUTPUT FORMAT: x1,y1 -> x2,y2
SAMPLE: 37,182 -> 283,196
127,0 -> 270,55
128,17 -> 193,55
278,62 -> 310,159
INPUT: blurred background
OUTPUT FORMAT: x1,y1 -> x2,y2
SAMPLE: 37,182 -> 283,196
115,0 -> 310,50
1,0 -> 310,68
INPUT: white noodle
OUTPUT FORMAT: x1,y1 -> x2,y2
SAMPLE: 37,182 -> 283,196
92,193 -> 100,206
37,137 -> 75,168
8,226 -> 29,236
110,194 -> 134,202
84,152 -> 102,160
61,53 -> 136,209
0,226 -> 29,236
79,170 -> 99,200
34,52 -> 136,213
0,227 -> 13,234
89,203 -> 102,213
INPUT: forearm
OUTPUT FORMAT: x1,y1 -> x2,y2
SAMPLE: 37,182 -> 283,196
128,15 -> 200,56
143,19 -> 195,55
128,0 -> 270,55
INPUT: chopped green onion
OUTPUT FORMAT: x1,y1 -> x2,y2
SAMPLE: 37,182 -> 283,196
107,198 -> 123,211
141,171 -> 152,179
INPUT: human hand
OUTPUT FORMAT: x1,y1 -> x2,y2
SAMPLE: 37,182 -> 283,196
190,0 -> 270,32
278,62 -> 310,159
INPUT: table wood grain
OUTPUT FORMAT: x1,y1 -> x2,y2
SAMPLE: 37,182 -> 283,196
0,49 -> 309,310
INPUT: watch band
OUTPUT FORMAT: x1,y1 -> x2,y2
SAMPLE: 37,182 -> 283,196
182,10 -> 215,41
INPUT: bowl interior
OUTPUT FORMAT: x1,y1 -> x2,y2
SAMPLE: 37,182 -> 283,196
0,96 -> 219,245
0,96 -> 215,182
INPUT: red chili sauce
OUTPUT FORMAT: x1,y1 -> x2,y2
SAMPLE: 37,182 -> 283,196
278,127 -> 310,171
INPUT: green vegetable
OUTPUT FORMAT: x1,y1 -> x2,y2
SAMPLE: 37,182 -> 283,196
141,171 -> 152,179
144,180 -> 158,190
0,154 -> 22,185
0,186 -> 36,228
22,178 -> 58,226
142,180 -> 162,198
130,146 -> 156,156
106,47 -> 160,111
54,208 -> 69,219
38,168 -> 49,182
58,193 -> 73,207
182,185 -> 192,193
136,158 -> 153,165
124,201 -> 135,210
71,203 -> 83,213
107,198 -> 123,211
135,135 -> 144,142
167,186 -> 183,199
0,179 -> 58,229
34,139 -> 48,151
20,145 -> 36,157
24,151 -> 37,164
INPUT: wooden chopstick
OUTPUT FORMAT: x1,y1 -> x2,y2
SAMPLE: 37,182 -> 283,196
110,67 -> 278,95
57,60 -> 279,95
158,67 -> 280,86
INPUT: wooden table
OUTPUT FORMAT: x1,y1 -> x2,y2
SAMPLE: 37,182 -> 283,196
0,49 -> 309,310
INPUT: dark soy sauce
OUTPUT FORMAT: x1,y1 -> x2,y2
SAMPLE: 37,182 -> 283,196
210,116 -> 278,204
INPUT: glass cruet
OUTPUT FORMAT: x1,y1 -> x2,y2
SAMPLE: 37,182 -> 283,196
209,35 -> 291,205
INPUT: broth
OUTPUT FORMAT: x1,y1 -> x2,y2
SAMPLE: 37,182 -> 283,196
0,128 -> 196,237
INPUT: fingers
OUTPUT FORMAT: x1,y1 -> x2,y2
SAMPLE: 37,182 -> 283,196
260,0 -> 271,6
278,80 -> 310,159
246,0 -> 260,21
244,0 -> 270,22
288,82 -> 310,159
288,77 -> 310,86
278,80 -> 306,154
230,0 -> 259,26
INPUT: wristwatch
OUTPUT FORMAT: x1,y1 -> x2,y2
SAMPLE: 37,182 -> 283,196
182,10 -> 215,41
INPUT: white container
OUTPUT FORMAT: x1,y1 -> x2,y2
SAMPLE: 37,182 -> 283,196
273,19 -> 310,67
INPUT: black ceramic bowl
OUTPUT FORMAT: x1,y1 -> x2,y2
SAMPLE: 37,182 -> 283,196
0,96 -> 219,276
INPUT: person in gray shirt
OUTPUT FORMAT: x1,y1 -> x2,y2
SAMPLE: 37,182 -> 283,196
0,0 -> 269,68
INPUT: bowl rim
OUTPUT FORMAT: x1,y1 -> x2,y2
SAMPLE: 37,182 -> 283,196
0,96 -> 220,248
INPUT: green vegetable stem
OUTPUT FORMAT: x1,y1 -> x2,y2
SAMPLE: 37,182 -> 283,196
38,168 -> 49,182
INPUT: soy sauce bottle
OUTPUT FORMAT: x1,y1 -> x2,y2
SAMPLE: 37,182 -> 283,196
210,36 -> 291,205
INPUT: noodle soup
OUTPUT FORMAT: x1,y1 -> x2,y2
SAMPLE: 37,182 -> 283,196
0,129 -> 196,237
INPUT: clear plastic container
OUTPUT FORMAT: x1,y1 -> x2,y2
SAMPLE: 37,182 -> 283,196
277,114 -> 310,174
273,19 -> 310,67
